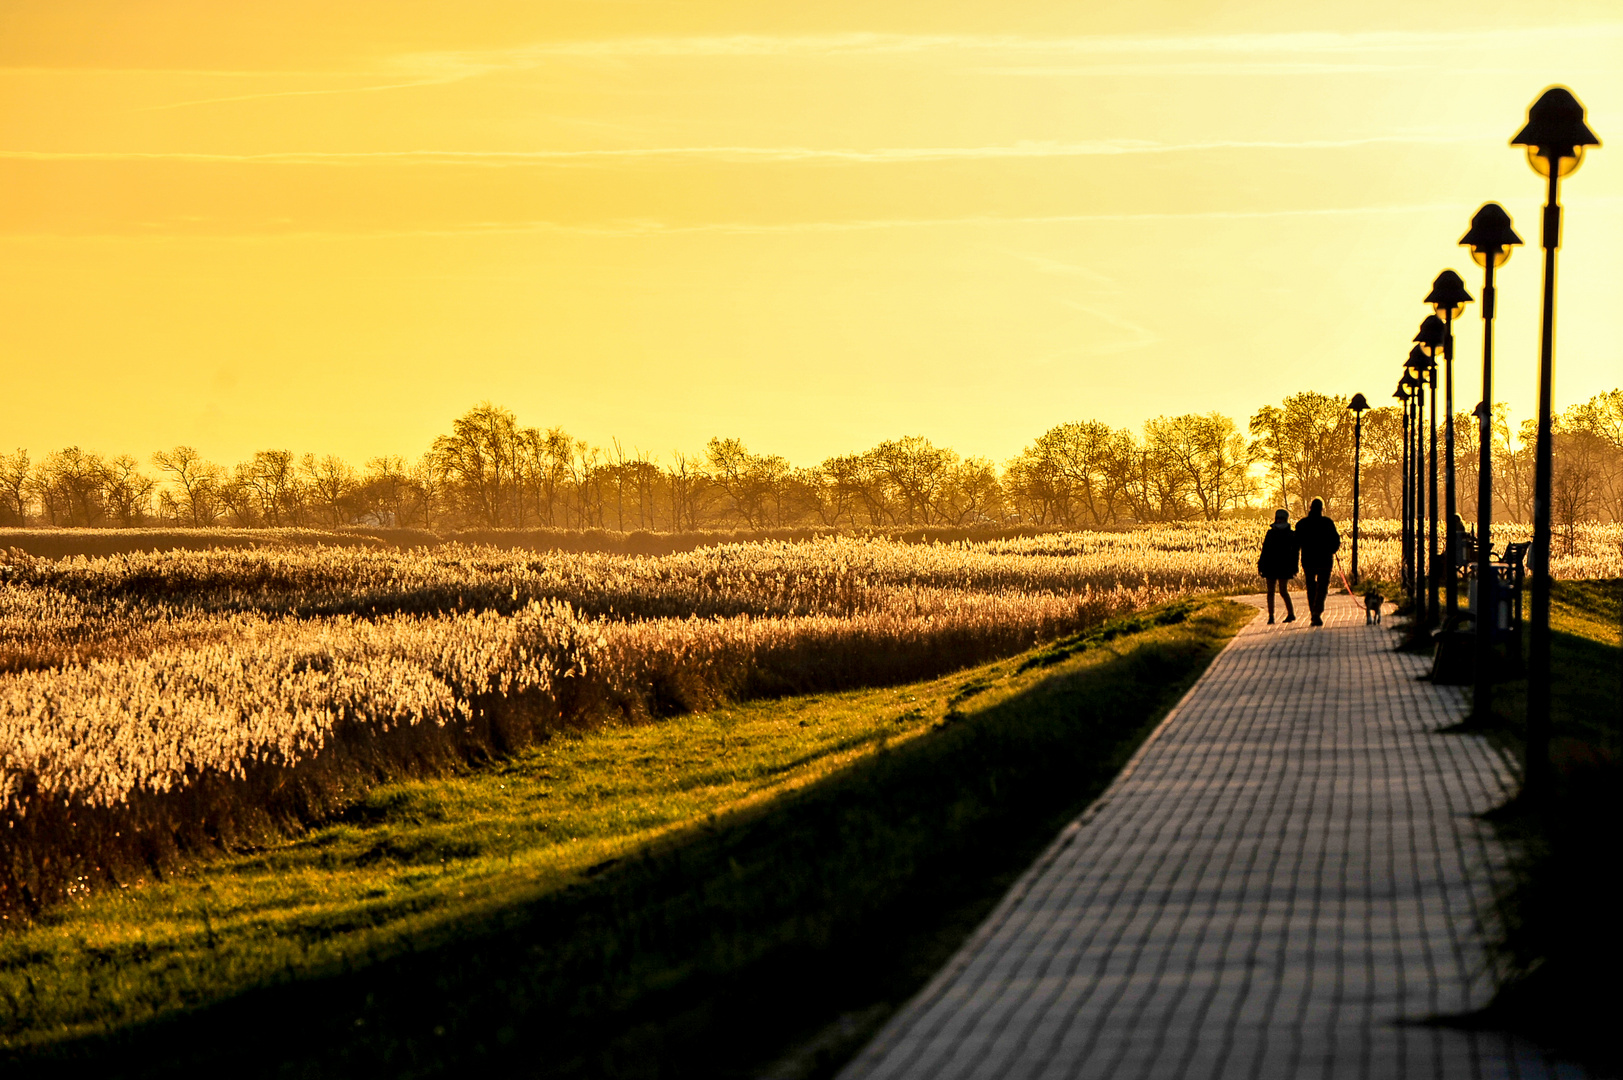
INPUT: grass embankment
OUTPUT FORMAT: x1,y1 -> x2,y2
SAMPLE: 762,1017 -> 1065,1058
0,597 -> 1252,1079
1459,580 -> 1621,1072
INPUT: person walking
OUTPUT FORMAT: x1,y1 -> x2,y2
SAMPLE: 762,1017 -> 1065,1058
1295,497 -> 1342,627
1257,508 -> 1299,625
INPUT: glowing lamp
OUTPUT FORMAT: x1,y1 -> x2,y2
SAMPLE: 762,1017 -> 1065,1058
1511,86 -> 1601,178
1414,316 -> 1447,359
1406,345 -> 1434,382
1348,393 -> 1369,414
1459,202 -> 1523,268
1424,270 -> 1473,319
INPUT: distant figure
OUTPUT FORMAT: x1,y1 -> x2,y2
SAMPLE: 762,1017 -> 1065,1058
1256,508 -> 1298,625
1364,591 -> 1385,624
1295,498 -> 1341,627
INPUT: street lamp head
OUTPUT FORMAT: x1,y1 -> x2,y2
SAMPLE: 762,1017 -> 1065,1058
1405,344 -> 1434,381
1414,315 -> 1447,358
1459,202 -> 1524,268
1348,392 -> 1370,414
1511,86 -> 1601,178
1424,269 -> 1473,318
1394,379 -> 1412,401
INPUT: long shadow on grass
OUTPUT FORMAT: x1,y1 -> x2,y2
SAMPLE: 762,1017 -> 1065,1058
2,611 -> 1242,1080
1440,606 -> 1622,1076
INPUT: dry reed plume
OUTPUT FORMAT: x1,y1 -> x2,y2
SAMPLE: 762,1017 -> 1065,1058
4,521 -> 1618,915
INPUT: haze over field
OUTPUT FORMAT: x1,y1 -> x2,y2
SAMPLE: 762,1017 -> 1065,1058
2,0 -> 1620,466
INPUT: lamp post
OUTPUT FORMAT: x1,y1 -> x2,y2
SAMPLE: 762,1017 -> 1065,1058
1348,393 -> 1370,586
1408,316 -> 1447,613
1424,271 -> 1475,622
1398,374 -> 1421,605
1511,86 -> 1601,804
1406,347 -> 1436,628
1395,382 -> 1410,596
1459,202 -> 1523,725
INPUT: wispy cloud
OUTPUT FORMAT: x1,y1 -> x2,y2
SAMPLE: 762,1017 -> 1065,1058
1004,252 -> 1118,287
132,77 -> 471,112
0,132 -> 1485,168
390,23 -> 1623,71
975,61 -> 1427,77
8,21 -> 1615,108
1054,301 -> 1160,357
0,202 -> 1474,245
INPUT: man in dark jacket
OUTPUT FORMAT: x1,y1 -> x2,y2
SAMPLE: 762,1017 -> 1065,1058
1295,497 -> 1341,626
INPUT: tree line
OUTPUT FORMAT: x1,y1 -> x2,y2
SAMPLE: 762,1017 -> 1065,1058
5,390 -> 1623,533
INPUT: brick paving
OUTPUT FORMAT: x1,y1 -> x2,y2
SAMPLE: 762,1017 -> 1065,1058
839,592 -> 1593,1080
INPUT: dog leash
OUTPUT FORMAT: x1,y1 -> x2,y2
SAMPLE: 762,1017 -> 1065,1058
1334,552 -> 1355,596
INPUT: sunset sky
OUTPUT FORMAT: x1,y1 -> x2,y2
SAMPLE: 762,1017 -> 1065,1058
2,0 -> 1620,468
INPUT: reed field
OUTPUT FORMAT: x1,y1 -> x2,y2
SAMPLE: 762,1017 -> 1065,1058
3,520 -> 1619,918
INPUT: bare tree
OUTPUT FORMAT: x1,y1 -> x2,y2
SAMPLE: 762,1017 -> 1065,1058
1145,413 -> 1255,521
357,455 -> 418,527
432,403 -> 521,527
1496,418 -> 1537,523
1248,392 -> 1357,516
1549,422 -> 1607,553
0,450 -> 30,525
1005,420 -> 1122,526
706,437 -> 788,528
31,447 -> 109,526
102,454 -> 156,526
668,450 -> 699,531
1561,390 -> 1623,522
238,450 -> 304,526
152,446 -> 221,526
411,452 -> 445,529
302,453 -> 357,527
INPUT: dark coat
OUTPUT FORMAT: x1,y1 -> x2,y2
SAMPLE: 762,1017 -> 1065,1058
1295,513 -> 1341,571
1257,526 -> 1299,579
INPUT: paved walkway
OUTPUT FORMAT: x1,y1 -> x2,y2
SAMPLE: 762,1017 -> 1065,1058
839,593 -> 1591,1080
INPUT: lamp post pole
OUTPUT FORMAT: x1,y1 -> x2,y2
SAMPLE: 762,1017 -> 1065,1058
1400,384 -> 1413,597
1475,259 -> 1499,724
1443,306 -> 1458,621
1414,301 -> 1462,625
1527,162 -> 1560,801
1427,353 -> 1440,627
1411,358 -> 1429,629
1512,86 -> 1600,804
1353,413 -> 1362,585
1458,205 -> 1522,723
1348,395 -> 1369,586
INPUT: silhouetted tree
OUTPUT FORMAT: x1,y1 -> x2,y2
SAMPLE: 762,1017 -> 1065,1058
1145,412 -> 1256,521
1249,392 -> 1357,516
34,448 -> 108,526
0,451 -> 30,526
102,454 -> 156,527
433,403 -> 520,527
152,446 -> 221,527
303,453 -> 357,527
706,437 -> 790,528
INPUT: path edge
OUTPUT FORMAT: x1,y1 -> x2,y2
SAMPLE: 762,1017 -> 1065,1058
837,599 -> 1262,1078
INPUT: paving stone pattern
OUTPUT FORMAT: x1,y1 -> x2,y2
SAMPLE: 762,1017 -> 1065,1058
840,593 -> 1592,1080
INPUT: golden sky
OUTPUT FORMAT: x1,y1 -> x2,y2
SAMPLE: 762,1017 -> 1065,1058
2,0 -> 1620,468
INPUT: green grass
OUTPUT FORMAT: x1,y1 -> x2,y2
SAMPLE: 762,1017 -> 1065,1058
1457,580 -> 1622,1073
0,596 -> 1253,1079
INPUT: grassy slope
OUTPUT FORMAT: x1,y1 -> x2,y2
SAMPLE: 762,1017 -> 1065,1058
0,597 -> 1253,1079
1459,581 -> 1621,1073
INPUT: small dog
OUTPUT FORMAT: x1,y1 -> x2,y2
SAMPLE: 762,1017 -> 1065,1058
1363,592 -> 1384,624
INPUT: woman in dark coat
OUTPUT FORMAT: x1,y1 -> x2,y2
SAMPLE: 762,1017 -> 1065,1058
1257,508 -> 1299,624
